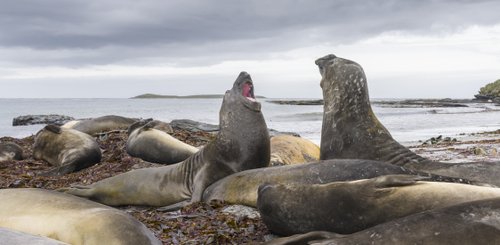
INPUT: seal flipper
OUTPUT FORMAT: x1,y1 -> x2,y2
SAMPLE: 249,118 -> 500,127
39,163 -> 78,176
264,231 -> 341,245
373,174 -> 429,188
44,124 -> 62,134
156,200 -> 191,212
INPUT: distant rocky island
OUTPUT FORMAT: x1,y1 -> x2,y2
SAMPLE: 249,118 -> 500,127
132,93 -> 266,99
475,79 -> 500,102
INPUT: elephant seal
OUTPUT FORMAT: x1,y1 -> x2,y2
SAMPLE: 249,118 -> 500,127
257,174 -> 500,236
33,124 -> 102,175
269,134 -> 320,166
126,119 -> 198,164
0,188 -> 161,245
0,142 -> 25,162
315,54 -> 500,186
0,227 -> 69,245
265,197 -> 500,245
63,115 -> 139,135
60,72 -> 270,210
202,159 -> 478,208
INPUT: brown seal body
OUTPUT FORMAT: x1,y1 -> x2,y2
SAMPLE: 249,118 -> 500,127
60,72 -> 270,209
203,159 -> 478,208
63,115 -> 138,135
315,54 -> 500,186
265,198 -> 500,245
0,188 -> 161,245
270,134 -> 320,166
0,142 -> 25,162
33,125 -> 102,175
126,120 -> 198,164
257,174 -> 500,236
0,227 -> 69,245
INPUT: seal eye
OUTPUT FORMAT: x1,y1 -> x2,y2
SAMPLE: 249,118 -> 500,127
242,82 -> 256,102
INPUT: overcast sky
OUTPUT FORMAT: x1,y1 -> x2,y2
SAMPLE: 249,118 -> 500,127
1,0 -> 499,98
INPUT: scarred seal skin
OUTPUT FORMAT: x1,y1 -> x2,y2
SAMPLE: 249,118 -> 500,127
315,54 -> 500,187
265,197 -> 500,245
59,72 -> 270,210
257,174 -> 500,236
33,125 -> 102,175
0,188 -> 161,245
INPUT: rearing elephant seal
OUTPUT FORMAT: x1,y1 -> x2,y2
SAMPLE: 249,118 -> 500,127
63,115 -> 139,135
0,188 -> 161,245
33,125 -> 102,175
60,72 -> 270,209
257,174 -> 500,236
315,54 -> 500,186
0,142 -> 25,162
126,119 -> 199,164
265,198 -> 500,245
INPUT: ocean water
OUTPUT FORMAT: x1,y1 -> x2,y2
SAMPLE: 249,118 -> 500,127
0,98 -> 499,145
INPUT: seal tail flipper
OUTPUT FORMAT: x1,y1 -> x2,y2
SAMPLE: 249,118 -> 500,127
373,174 -> 429,188
156,200 -> 191,212
263,231 -> 341,245
57,185 -> 94,198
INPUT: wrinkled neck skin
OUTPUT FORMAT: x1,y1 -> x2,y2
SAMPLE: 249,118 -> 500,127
317,55 -> 429,167
204,89 -> 270,172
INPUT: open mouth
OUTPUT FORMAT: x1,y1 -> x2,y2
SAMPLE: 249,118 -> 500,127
242,82 -> 256,102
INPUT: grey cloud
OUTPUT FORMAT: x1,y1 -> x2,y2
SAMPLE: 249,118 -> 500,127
1,0 -> 499,66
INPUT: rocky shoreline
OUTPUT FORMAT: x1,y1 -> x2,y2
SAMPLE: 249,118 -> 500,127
267,98 -> 500,107
1,125 -> 499,243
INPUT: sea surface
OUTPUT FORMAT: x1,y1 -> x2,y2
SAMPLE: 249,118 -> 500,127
0,98 -> 499,145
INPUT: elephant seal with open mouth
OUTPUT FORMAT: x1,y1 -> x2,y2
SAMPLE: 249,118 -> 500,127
60,72 -> 270,210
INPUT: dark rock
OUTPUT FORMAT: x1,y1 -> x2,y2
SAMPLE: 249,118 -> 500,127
170,119 -> 220,132
267,99 -> 324,106
12,115 -> 74,126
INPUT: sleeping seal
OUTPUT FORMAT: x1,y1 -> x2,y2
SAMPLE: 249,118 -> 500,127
126,120 -> 198,164
270,134 -> 320,166
257,174 -> 500,236
60,72 -> 270,210
203,159 -> 479,208
0,142 -> 25,162
315,54 -> 500,186
0,188 -> 161,245
265,197 -> 500,245
33,125 -> 102,175
63,115 -> 138,135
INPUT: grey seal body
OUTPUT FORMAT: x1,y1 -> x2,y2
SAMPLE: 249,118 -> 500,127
266,198 -> 500,245
33,125 -> 102,175
126,120 -> 198,164
257,174 -> 500,236
0,142 -> 24,162
0,188 -> 161,245
315,54 -> 500,186
270,134 -> 320,166
60,72 -> 270,209
203,159 -> 478,208
63,115 -> 138,135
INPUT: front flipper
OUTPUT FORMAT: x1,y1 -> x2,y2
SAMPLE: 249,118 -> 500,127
57,185 -> 94,198
39,163 -> 78,176
264,231 -> 340,245
373,174 -> 429,188
156,200 -> 192,212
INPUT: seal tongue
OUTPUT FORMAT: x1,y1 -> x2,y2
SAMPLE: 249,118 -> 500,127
243,83 -> 256,102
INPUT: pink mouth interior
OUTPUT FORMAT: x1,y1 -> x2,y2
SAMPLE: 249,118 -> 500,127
242,83 -> 256,101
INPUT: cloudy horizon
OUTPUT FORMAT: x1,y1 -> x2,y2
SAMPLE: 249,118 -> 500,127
1,0 -> 499,98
